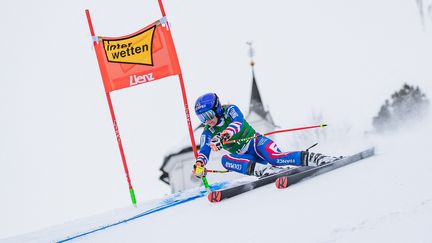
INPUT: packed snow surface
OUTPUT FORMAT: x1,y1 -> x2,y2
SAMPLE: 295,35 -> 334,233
4,118 -> 432,242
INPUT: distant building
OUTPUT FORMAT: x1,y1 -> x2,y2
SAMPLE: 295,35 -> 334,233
159,47 -> 277,193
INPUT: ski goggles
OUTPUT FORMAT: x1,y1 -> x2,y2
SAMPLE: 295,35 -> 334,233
197,110 -> 216,123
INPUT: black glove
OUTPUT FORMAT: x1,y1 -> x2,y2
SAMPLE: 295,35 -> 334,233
210,134 -> 223,152
220,130 -> 233,141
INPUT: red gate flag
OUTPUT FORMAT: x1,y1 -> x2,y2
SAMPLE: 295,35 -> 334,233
86,3 -> 202,205
94,18 -> 181,92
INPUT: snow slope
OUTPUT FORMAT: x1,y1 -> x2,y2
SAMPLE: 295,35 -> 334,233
3,117 -> 432,243
2,0 -> 432,241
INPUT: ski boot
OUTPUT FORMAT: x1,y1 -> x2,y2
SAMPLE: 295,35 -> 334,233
247,162 -> 284,177
301,151 -> 341,167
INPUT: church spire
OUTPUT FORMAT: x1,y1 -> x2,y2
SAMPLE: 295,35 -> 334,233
247,42 -> 267,118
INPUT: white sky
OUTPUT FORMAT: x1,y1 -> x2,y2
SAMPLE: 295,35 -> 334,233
1,0 -> 432,238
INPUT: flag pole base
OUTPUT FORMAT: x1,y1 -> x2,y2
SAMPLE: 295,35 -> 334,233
129,188 -> 137,207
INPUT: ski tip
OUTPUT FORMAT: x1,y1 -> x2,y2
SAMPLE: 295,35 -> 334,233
275,176 -> 289,189
208,191 -> 222,202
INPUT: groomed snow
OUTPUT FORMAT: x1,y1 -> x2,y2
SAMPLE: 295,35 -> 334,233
4,117 -> 432,243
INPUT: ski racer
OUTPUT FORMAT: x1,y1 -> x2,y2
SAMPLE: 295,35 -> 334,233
192,93 -> 339,178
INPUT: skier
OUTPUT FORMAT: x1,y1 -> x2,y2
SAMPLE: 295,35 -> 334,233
192,93 -> 340,178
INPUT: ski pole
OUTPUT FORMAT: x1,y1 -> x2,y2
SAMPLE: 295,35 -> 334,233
201,169 -> 231,190
224,124 -> 327,145
207,169 -> 231,173
196,168 -> 229,190
194,165 -> 210,190
202,169 -> 230,191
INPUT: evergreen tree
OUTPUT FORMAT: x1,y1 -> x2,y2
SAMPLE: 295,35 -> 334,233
373,99 -> 392,131
373,83 -> 429,132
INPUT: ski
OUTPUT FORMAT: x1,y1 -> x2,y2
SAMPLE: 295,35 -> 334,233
208,147 -> 375,203
207,166 -> 310,202
275,147 -> 375,189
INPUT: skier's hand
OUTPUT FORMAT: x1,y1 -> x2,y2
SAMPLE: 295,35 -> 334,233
193,160 -> 207,178
210,134 -> 223,152
221,130 -> 233,142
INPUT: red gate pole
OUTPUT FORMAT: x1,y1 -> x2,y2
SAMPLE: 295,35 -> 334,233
85,9 -> 137,206
156,0 -> 210,189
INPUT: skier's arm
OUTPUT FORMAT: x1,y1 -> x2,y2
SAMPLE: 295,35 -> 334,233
193,130 -> 212,178
197,129 -> 212,165
221,105 -> 244,140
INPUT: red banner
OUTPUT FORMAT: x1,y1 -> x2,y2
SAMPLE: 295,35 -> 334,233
94,19 -> 181,92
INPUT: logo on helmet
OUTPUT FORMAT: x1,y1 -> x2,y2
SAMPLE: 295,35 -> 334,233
195,104 -> 207,111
